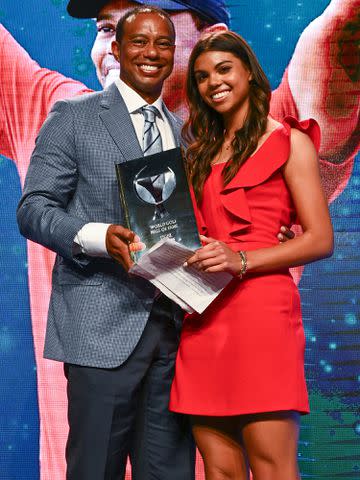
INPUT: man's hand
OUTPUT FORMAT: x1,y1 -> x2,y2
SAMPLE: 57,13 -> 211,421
277,226 -> 295,243
105,224 -> 144,271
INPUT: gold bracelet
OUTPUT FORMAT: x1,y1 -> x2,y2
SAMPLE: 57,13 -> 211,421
237,250 -> 248,278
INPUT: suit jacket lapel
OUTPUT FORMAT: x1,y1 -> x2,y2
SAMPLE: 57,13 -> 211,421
99,83 -> 143,162
99,83 -> 183,158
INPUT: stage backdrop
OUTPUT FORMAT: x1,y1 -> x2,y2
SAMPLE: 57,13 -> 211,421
1,0 -> 359,479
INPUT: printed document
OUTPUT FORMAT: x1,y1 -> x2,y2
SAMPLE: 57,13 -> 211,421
130,238 -> 232,313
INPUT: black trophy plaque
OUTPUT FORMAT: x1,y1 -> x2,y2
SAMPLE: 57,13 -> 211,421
115,147 -> 201,261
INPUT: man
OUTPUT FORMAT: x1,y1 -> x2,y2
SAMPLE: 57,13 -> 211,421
17,7 -> 194,479
1,1 -> 358,478
84,0 -> 229,116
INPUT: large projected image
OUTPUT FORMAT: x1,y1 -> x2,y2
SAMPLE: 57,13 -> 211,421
0,0 -> 359,479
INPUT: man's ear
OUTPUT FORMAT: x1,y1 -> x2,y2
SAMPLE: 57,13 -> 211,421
200,23 -> 228,39
112,40 -> 120,62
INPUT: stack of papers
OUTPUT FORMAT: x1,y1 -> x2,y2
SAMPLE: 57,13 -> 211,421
130,238 -> 233,313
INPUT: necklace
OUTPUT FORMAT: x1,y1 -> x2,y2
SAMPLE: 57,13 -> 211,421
213,138 -> 234,165
223,132 -> 235,150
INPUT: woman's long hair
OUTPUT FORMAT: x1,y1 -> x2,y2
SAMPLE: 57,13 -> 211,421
183,31 -> 271,202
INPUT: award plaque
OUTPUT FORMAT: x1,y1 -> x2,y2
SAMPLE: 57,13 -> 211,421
115,147 -> 201,261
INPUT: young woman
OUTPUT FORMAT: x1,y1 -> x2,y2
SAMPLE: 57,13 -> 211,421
169,32 -> 334,480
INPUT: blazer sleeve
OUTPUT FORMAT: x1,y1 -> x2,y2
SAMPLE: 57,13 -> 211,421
17,100 -> 89,266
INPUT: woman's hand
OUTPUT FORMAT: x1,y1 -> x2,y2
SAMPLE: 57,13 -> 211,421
185,235 -> 242,276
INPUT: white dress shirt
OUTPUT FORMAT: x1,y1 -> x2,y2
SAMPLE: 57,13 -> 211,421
74,78 -> 176,257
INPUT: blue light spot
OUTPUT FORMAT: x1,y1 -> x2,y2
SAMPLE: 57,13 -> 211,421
320,359 -> 326,366
77,63 -> 89,74
11,245 -> 22,255
310,336 -> 316,342
324,365 -> 333,373
329,342 -> 337,350
0,332 -> 15,352
354,421 -> 360,436
345,313 -> 357,325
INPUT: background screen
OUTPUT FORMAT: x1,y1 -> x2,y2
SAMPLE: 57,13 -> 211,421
0,1 -> 359,478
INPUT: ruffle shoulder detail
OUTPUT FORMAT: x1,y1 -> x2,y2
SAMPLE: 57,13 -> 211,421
283,116 -> 320,152
219,116 -> 320,234
221,116 -> 320,193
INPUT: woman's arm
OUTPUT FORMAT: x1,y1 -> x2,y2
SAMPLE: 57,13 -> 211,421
186,129 -> 334,275
246,129 -> 333,273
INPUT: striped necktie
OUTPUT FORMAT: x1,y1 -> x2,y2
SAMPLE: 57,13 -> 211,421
142,105 -> 163,156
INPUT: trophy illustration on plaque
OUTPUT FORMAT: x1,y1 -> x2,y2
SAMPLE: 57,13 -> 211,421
115,147 -> 201,261
133,165 -> 176,222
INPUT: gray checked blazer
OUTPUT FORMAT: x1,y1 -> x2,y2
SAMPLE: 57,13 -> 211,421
17,82 -> 183,368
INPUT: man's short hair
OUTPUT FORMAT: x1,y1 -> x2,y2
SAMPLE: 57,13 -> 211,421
115,6 -> 176,44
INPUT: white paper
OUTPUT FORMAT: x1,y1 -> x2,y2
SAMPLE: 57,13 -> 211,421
131,262 -> 194,313
150,278 -> 195,314
130,239 -> 232,313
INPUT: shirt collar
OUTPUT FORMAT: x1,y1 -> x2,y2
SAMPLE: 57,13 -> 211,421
115,77 -> 165,119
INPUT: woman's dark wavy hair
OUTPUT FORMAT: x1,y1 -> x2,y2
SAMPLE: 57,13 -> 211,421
183,31 -> 271,202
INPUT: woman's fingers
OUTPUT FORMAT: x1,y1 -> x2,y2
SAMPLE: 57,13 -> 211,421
200,235 -> 217,244
186,244 -> 223,266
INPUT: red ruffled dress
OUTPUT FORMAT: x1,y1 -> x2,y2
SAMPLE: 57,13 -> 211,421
169,117 -> 320,416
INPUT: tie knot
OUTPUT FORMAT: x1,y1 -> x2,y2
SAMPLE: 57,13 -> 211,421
142,105 -> 160,124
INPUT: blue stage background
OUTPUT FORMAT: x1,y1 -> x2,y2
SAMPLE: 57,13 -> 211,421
0,0 -> 359,478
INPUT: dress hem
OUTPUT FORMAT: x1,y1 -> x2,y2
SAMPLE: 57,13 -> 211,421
169,405 -> 310,417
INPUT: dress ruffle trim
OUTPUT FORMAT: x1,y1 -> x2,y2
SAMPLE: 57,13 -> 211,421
219,116 -> 320,236
190,186 -> 208,236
